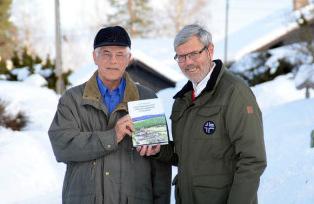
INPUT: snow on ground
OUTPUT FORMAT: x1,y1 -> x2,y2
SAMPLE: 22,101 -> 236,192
0,72 -> 314,203
259,98 -> 314,204
251,73 -> 314,112
252,74 -> 314,203
295,64 -> 314,89
0,79 -> 65,204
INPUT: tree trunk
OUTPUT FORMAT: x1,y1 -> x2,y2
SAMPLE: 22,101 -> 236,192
128,0 -> 137,37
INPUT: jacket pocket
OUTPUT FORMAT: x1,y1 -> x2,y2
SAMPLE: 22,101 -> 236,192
197,106 -> 221,117
192,174 -> 232,204
64,161 -> 96,199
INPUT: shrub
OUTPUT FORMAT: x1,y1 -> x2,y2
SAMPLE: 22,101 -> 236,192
0,99 -> 28,131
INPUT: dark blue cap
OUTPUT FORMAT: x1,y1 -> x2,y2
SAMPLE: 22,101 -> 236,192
93,26 -> 131,49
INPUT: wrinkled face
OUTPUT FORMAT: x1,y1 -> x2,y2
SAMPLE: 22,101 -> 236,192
175,36 -> 214,84
93,46 -> 131,87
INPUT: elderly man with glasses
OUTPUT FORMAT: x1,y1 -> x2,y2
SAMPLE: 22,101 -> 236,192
158,24 -> 267,204
48,26 -> 171,204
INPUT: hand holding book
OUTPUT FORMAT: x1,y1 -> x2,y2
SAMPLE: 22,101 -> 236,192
114,115 -> 134,143
136,144 -> 161,156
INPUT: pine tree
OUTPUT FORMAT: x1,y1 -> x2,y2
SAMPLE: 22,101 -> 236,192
11,50 -> 21,67
42,54 -> 54,69
41,54 -> 72,91
7,50 -> 72,91
0,0 -> 16,60
0,60 -> 8,75
107,0 -> 153,37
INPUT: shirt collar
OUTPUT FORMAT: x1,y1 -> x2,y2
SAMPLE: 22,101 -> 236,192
192,62 -> 216,97
96,75 -> 126,97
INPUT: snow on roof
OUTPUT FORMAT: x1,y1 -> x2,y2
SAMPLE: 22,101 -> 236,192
132,38 -> 185,82
237,4 -> 314,58
234,21 -> 299,60
131,49 -> 185,83
215,3 -> 314,62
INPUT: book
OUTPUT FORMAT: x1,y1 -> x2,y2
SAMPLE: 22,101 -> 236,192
127,98 -> 169,147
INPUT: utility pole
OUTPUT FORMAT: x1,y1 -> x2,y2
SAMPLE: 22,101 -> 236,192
55,0 -> 64,94
224,0 -> 229,64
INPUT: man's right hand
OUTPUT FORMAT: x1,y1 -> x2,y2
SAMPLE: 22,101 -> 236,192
115,114 -> 134,143
137,145 -> 161,156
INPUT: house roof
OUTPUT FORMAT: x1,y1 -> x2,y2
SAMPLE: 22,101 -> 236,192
214,3 -> 314,62
131,49 -> 184,83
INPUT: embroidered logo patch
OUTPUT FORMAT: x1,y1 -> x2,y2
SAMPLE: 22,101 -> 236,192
203,121 -> 216,135
247,105 -> 254,114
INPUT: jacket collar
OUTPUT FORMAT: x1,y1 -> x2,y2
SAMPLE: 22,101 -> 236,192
173,59 -> 224,99
82,71 -> 140,111
83,71 -> 102,102
121,73 -> 140,103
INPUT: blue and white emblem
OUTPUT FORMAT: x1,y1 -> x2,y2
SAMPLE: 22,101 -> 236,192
203,121 -> 216,135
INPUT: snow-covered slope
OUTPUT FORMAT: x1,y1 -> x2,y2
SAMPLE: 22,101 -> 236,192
259,98 -> 314,204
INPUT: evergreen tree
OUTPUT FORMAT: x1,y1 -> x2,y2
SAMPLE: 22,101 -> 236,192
1,47 -> 72,92
0,0 -> 16,60
41,54 -> 72,91
11,50 -> 21,67
42,54 -> 54,69
107,0 -> 153,37
0,60 -> 8,75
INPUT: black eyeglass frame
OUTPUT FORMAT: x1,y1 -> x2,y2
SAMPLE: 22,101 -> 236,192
174,46 -> 208,62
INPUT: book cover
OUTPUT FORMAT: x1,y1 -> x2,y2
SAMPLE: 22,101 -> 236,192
127,98 -> 169,147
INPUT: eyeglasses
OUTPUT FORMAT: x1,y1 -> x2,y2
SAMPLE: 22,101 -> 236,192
97,49 -> 129,61
174,46 -> 207,63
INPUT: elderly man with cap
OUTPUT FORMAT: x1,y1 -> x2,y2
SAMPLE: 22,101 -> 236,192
48,26 -> 171,204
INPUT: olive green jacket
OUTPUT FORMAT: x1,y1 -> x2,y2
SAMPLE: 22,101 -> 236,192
48,71 -> 171,204
162,60 -> 266,204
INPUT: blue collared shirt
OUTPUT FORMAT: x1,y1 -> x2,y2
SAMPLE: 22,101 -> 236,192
96,76 -> 126,114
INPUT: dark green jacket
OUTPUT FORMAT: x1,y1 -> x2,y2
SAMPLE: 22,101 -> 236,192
48,72 -> 171,204
166,60 -> 266,204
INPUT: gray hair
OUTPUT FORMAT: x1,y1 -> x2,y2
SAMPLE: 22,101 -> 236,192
174,24 -> 213,50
